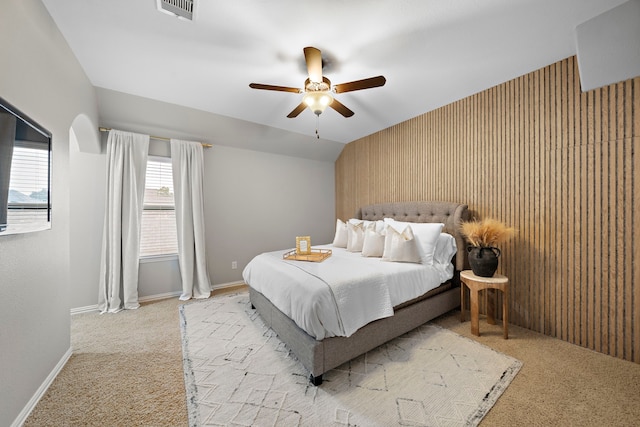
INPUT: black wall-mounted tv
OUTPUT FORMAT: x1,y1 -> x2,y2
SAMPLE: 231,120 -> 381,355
0,96 -> 52,235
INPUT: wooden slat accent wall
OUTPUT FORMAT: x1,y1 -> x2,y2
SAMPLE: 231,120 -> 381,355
335,56 -> 640,363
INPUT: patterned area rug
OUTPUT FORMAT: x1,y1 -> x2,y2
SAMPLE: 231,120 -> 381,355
179,293 -> 522,427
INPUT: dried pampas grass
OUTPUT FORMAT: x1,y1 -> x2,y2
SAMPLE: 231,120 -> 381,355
461,218 -> 516,247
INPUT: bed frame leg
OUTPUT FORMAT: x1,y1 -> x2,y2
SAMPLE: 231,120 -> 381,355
309,374 -> 323,386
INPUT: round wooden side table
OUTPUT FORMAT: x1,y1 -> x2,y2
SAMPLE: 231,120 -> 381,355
460,270 -> 509,339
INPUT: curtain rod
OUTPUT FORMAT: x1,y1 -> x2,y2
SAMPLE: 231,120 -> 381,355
98,127 -> 212,148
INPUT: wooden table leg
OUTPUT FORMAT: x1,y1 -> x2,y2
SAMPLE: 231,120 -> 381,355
486,288 -> 496,325
503,285 -> 509,339
460,282 -> 466,322
470,288 -> 480,336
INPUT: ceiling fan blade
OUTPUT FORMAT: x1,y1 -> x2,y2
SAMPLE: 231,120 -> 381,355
249,83 -> 302,93
329,98 -> 354,117
333,75 -> 386,94
287,102 -> 307,118
303,46 -> 323,83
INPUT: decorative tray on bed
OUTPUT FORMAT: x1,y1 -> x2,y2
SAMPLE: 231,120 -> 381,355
283,248 -> 332,262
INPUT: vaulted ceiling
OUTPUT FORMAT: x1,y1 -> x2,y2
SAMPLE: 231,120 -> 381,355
42,0 -> 626,160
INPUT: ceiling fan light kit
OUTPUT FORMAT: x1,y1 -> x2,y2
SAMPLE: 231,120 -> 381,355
303,91 -> 333,115
249,46 -> 386,128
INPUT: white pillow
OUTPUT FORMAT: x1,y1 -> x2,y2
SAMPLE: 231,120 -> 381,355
332,219 -> 348,248
361,223 -> 385,257
382,224 -> 421,263
433,233 -> 457,265
346,222 -> 365,252
384,218 -> 444,265
348,218 -> 385,233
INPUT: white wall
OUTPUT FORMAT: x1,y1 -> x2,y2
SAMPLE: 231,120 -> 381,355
575,0 -> 640,91
0,1 -> 99,425
69,130 -> 106,309
204,145 -> 335,284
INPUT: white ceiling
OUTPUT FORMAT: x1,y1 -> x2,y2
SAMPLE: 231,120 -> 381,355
42,0 -> 626,153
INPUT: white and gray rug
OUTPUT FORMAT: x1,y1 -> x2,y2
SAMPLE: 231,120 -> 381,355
179,293 -> 522,427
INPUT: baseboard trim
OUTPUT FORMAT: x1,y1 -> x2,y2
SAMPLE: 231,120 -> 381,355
70,304 -> 99,315
11,347 -> 72,427
140,291 -> 183,303
70,282 -> 246,315
212,281 -> 245,291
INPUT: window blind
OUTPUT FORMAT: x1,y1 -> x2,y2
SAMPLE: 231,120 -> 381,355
6,145 -> 49,224
139,157 -> 178,257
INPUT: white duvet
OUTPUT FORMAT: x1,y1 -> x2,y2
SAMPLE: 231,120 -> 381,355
242,244 -> 454,340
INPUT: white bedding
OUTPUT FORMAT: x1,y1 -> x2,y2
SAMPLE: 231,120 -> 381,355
242,244 -> 454,340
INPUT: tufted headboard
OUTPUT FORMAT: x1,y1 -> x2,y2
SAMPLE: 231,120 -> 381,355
357,201 -> 470,272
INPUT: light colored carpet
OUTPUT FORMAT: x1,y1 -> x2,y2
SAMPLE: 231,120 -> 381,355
23,294 -> 189,427
180,293 -> 522,426
23,286 -> 640,426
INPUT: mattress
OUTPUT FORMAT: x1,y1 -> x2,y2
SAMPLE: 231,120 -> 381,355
242,244 -> 454,340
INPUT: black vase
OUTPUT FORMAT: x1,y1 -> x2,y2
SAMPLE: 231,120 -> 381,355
467,246 -> 501,277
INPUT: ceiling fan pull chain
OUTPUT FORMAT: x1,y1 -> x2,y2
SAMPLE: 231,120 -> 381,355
315,115 -> 320,139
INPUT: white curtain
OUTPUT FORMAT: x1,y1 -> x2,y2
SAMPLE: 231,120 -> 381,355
98,130 -> 149,313
171,139 -> 211,300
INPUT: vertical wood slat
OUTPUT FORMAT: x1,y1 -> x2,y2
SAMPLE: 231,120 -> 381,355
546,62 -> 556,338
579,66 -> 589,348
585,88 -> 595,351
593,86 -> 603,354
633,76 -> 640,363
335,55 -> 640,364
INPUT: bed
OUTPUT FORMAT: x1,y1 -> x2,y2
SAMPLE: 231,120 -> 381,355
245,201 -> 470,385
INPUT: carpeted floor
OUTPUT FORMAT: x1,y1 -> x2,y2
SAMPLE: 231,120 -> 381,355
24,286 -> 640,426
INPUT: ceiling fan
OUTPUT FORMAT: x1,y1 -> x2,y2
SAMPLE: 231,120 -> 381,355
249,46 -> 386,119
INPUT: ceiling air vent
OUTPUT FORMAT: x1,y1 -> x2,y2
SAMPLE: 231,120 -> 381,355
156,0 -> 194,21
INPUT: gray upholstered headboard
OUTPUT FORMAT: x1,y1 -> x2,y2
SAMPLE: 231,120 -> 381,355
356,201 -> 470,272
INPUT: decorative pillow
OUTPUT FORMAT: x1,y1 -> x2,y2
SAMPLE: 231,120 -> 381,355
433,232 -> 457,265
332,219 -> 348,248
361,223 -> 385,257
382,224 -> 421,263
374,219 -> 385,233
384,218 -> 444,265
346,222 -> 366,252
348,218 -> 384,233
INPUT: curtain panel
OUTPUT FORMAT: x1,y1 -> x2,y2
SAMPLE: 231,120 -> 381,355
171,139 -> 211,300
98,130 -> 149,313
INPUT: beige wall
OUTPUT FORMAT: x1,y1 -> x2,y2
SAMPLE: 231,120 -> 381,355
336,56 -> 639,363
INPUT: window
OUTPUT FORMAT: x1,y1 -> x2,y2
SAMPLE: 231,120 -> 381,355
6,144 -> 50,227
139,157 -> 178,257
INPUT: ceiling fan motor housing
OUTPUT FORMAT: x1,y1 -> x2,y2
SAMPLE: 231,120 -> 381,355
305,77 -> 331,92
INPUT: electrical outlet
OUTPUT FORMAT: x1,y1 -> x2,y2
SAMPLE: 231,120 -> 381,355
231,261 -> 237,270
